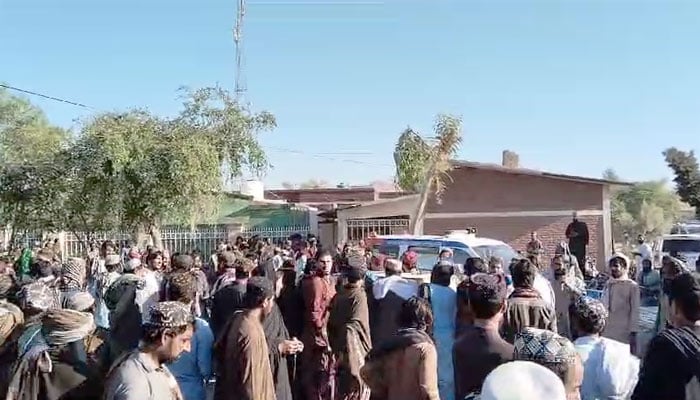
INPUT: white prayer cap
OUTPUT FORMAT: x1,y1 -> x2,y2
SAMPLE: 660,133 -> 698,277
124,258 -> 141,272
480,361 -> 566,400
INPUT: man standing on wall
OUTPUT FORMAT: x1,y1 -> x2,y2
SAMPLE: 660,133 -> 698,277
565,211 -> 590,273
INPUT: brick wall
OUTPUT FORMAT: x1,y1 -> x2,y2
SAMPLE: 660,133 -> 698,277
428,167 -> 604,213
424,214 -> 604,267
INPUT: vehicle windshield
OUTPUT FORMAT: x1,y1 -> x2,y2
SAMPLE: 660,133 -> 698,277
472,244 -> 520,264
407,246 -> 441,271
662,239 -> 700,253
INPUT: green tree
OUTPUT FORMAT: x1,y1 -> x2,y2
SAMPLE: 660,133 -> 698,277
602,168 -> 621,182
0,89 -> 69,247
663,147 -> 700,217
0,88 -> 67,165
393,127 -> 432,192
400,115 -> 463,234
71,86 -> 275,248
176,86 -> 275,178
610,179 -> 683,243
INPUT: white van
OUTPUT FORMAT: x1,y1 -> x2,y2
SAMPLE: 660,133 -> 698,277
365,231 -> 520,272
659,234 -> 700,268
364,231 -> 556,309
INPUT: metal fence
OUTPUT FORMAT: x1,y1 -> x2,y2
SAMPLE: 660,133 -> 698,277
62,225 -> 228,258
160,225 -> 227,257
240,225 -> 311,241
17,224 -> 311,259
346,218 -> 410,242
63,231 -> 133,258
14,230 -> 45,250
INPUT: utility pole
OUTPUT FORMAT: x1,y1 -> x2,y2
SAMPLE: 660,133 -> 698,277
234,0 -> 246,102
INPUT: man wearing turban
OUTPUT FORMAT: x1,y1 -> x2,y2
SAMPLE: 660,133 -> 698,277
6,309 -> 100,400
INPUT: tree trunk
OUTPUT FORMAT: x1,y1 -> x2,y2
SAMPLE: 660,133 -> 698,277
410,161 -> 438,236
411,184 -> 431,235
7,226 -> 16,254
133,224 -> 150,250
149,224 -> 163,250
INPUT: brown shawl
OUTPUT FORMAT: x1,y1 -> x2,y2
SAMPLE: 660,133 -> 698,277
214,312 -> 275,400
328,284 -> 372,400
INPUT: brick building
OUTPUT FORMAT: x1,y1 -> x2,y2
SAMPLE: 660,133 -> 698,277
422,160 -> 626,265
335,153 -> 627,266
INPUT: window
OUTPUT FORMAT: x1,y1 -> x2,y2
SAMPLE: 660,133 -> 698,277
472,244 -> 520,264
662,239 -> 700,254
407,246 -> 441,271
452,248 -> 470,266
372,244 -> 400,258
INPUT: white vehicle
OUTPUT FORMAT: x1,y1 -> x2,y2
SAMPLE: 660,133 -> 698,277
659,234 -> 700,267
366,231 -> 519,271
670,222 -> 700,235
364,231 -> 520,283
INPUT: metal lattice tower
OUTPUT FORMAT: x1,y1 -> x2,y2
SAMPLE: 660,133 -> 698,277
234,0 -> 247,101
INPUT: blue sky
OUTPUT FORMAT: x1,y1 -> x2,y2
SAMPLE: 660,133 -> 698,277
1,0 -> 698,188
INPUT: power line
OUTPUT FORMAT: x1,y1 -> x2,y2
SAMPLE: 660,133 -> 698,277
0,83 -> 392,168
0,83 -> 93,109
266,146 -> 392,167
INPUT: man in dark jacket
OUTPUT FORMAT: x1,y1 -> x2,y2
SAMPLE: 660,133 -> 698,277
565,211 -> 589,274
633,272 -> 700,399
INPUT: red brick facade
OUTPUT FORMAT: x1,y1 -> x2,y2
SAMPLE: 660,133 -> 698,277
423,163 -> 611,266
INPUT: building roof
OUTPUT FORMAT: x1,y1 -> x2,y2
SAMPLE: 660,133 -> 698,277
224,203 -> 310,228
452,160 -> 632,186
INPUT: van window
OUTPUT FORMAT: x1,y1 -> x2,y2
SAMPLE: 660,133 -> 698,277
472,244 -> 520,264
452,248 -> 469,266
374,244 -> 400,258
407,246 -> 441,271
662,239 -> 700,254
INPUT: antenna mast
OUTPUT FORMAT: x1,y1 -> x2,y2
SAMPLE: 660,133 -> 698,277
234,0 -> 247,101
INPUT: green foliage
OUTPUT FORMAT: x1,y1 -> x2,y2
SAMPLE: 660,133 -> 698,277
611,179 -> 683,241
393,128 -> 431,192
66,85 -> 273,241
176,86 -> 276,178
0,89 -> 67,164
398,114 -> 463,234
429,114 -> 463,203
0,89 -> 69,237
602,168 -> 621,182
0,86 -> 274,246
663,147 -> 700,217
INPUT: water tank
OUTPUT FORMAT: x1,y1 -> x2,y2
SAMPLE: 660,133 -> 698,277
241,180 -> 265,201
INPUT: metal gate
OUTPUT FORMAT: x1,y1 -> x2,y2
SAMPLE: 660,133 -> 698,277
346,218 -> 410,242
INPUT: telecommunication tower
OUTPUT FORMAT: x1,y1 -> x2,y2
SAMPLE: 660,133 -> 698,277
234,0 -> 247,101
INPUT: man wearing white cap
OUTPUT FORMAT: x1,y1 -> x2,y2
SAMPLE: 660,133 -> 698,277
464,361 -> 567,400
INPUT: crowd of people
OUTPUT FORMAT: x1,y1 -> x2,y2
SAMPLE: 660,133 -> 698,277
0,232 -> 698,400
